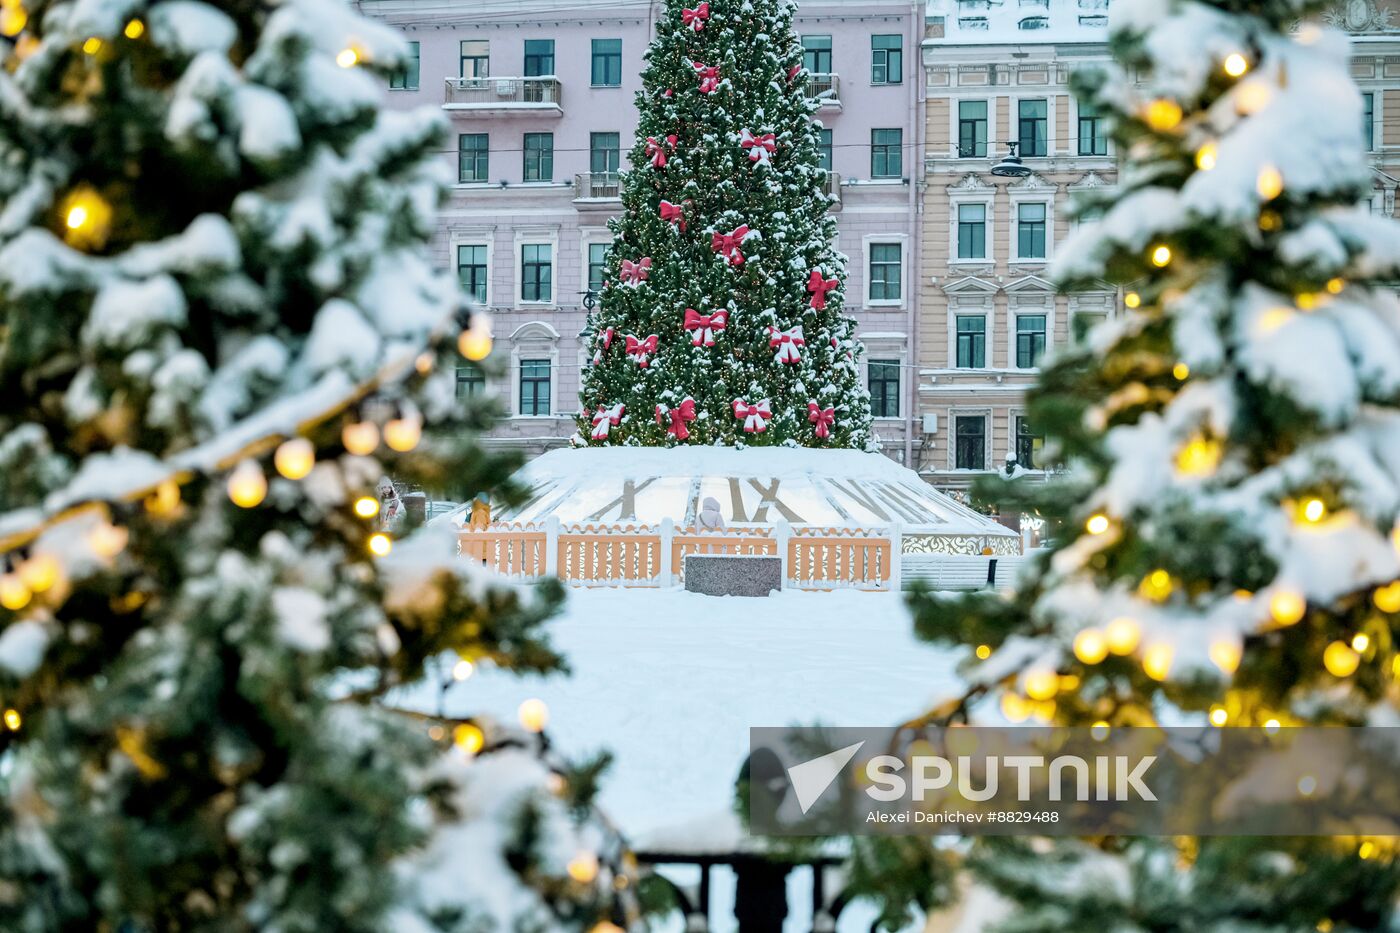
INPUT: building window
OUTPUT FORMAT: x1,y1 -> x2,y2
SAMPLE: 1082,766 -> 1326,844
456,366 -> 485,398
954,415 -> 986,470
519,359 -> 551,416
1017,202 -> 1047,259
817,128 -> 833,171
458,133 -> 488,183
524,38 -> 555,76
587,243 -> 608,292
591,38 -> 622,86
523,133 -> 553,181
955,315 -> 986,368
1078,101 -> 1108,155
868,360 -> 900,417
869,243 -> 902,302
871,128 -> 902,178
871,34 -> 903,85
956,203 -> 986,259
390,41 -> 420,90
457,245 -> 488,304
1018,99 -> 1048,157
1014,416 -> 1043,468
1018,15 -> 1049,28
521,244 -> 552,303
1363,91 -> 1376,151
958,100 -> 988,157
590,132 -> 620,175
1072,310 -> 1108,340
1016,314 -> 1047,368
460,39 -> 489,79
802,35 -> 832,73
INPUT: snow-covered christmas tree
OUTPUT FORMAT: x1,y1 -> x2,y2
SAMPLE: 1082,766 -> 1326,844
898,0 -> 1400,924
576,0 -> 873,449
0,1 -> 630,928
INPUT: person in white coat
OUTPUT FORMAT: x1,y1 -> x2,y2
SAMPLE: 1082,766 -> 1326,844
697,496 -> 726,531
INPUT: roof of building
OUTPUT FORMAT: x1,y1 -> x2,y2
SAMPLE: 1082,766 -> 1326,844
925,0 -> 1110,46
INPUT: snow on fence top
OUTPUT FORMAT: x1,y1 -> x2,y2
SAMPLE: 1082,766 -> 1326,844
464,447 -> 1019,549
925,0 -> 1110,45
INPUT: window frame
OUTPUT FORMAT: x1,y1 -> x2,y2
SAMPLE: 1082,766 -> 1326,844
870,127 -> 903,179
956,202 -> 987,260
517,358 -> 552,417
1017,98 -> 1049,157
389,40 -> 420,90
518,241 -> 555,305
957,99 -> 988,158
866,240 -> 905,306
458,133 -> 489,184
817,128 -> 833,171
1013,414 -> 1044,470
1363,90 -> 1377,152
1015,201 -> 1048,260
1076,100 -> 1108,156
523,38 -> 555,77
867,359 -> 901,418
456,365 -> 486,399
589,132 -> 621,176
954,314 -> 986,369
586,241 -> 609,293
953,413 -> 989,471
871,34 -> 903,85
801,34 -> 833,74
457,243 -> 490,305
949,193 -> 994,265
460,39 -> 489,79
1014,312 -> 1048,369
591,38 -> 623,87
522,132 -> 554,182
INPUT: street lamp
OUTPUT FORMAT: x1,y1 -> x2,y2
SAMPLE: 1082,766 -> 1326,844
991,141 -> 1032,177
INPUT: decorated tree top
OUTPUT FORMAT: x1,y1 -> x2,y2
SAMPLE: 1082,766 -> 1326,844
576,0 -> 873,449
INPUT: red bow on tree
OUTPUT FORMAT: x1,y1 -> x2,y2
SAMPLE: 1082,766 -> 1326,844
738,128 -> 777,165
591,326 -> 615,365
683,308 -> 729,347
659,200 -> 687,231
655,397 -> 697,440
645,135 -> 677,168
767,325 -> 805,364
681,2 -> 709,30
620,257 -> 651,285
787,64 -> 802,83
591,403 -> 625,440
732,398 -> 772,433
693,62 -> 720,94
625,333 -> 659,367
711,224 -> 751,266
806,268 -> 839,309
807,402 -> 836,439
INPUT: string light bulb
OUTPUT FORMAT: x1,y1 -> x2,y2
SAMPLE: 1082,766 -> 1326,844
1209,639 -> 1242,674
1150,244 -> 1172,267
1173,362 -> 1190,381
1105,617 -> 1141,655
342,420 -> 380,456
60,185 -> 113,251
124,18 -> 144,38
1000,692 -> 1031,723
87,520 -> 129,559
353,496 -> 380,519
1256,164 -> 1284,200
1085,513 -> 1111,535
383,416 -> 422,453
1023,667 -> 1060,701
518,698 -> 550,732
0,4 -> 26,37
336,47 -> 360,68
1236,81 -> 1271,115
227,460 -> 267,508
1142,642 -> 1174,681
0,573 -> 32,611
975,643 -> 991,660
1352,633 -> 1370,653
1124,291 -> 1141,308
3,708 -> 20,731
567,851 -> 600,884
1326,277 -> 1345,294
274,437 -> 316,480
17,553 -> 60,593
1209,706 -> 1229,726
1223,52 -> 1249,77
1139,569 -> 1174,602
1373,580 -> 1400,613
1269,588 -> 1307,626
1144,98 -> 1183,131
458,315 -> 494,361
1296,497 -> 1327,524
1073,628 -> 1109,665
1176,435 -> 1222,477
368,532 -> 392,557
453,723 -> 484,754
1195,142 -> 1218,171
145,479 -> 181,516
452,659 -> 474,681
1323,640 -> 1360,677
1090,721 -> 1110,740
82,36 -> 102,54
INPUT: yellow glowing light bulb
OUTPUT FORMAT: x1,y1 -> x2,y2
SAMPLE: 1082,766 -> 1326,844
353,496 -> 380,519
82,36 -> 102,55
87,520 -> 129,559
227,459 -> 267,508
59,185 -> 113,251
453,722 -> 484,754
1256,165 -> 1284,201
1195,142 -> 1218,171
1090,721 -> 1110,741
1298,497 -> 1327,524
1264,717 -> 1281,732
1374,581 -> 1400,613
1360,841 -> 1377,860
274,437 -> 316,480
3,708 -> 20,731
0,573 -> 32,611
1144,98 -> 1183,131
518,697 -> 550,732
1085,513 -> 1110,535
1172,362 -> 1190,381
415,352 -> 434,374
1325,277 -> 1345,295
1209,639 -> 1242,674
975,643 -> 991,660
1236,81 -> 1271,115
1073,628 -> 1109,665
1105,616 -> 1141,655
124,18 -> 144,38
1023,667 -> 1060,701
452,659 -> 474,681
1269,589 -> 1306,626
0,5 -> 27,38
1000,691 -> 1031,723
1139,568 -> 1174,602
1150,244 -> 1172,268
145,479 -> 182,516
368,532 -> 393,557
567,851 -> 600,884
383,417 -> 422,453
66,205 -> 89,230
1209,706 -> 1229,726
1324,640 -> 1360,677
342,420 -> 380,456
1176,435 -> 1222,477
1124,291 -> 1142,309
1142,642 -> 1174,681
458,317 -> 494,361
1223,52 -> 1249,77
1352,633 -> 1370,653
17,553 -> 59,593
336,47 -> 360,68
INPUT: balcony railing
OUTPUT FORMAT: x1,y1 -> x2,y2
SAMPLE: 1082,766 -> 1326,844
805,72 -> 841,108
821,171 -> 842,208
574,172 -> 621,201
443,76 -> 562,113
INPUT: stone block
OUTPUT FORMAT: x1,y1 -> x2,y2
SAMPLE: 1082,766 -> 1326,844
684,554 -> 782,597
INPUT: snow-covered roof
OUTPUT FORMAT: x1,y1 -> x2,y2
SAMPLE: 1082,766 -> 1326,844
480,447 -> 1020,542
926,0 -> 1111,46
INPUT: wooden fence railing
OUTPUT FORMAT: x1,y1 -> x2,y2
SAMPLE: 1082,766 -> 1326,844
458,518 -> 901,591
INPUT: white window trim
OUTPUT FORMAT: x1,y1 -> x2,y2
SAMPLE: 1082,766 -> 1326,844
947,307 -> 991,371
861,342 -> 907,421
451,233 -> 495,308
949,95 -> 996,160
1008,191 -> 1055,264
1008,409 -> 1047,474
1010,93 -> 1055,158
579,229 -> 611,298
1070,96 -> 1112,159
862,233 -> 909,308
514,232 -> 558,309
509,321 -> 561,418
949,193 -> 996,264
948,407 -> 993,472
1008,304 -> 1054,371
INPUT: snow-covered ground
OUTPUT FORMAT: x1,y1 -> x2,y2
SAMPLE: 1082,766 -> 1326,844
403,587 -> 967,932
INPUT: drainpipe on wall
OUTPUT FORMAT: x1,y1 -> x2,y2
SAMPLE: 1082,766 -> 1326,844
905,0 -> 922,471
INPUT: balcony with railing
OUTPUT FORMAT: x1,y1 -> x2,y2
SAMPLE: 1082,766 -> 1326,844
821,171 -> 842,209
573,172 -> 622,202
442,76 -> 563,116
805,73 -> 841,109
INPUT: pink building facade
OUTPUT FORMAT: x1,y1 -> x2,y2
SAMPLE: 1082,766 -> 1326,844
360,0 -> 924,464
